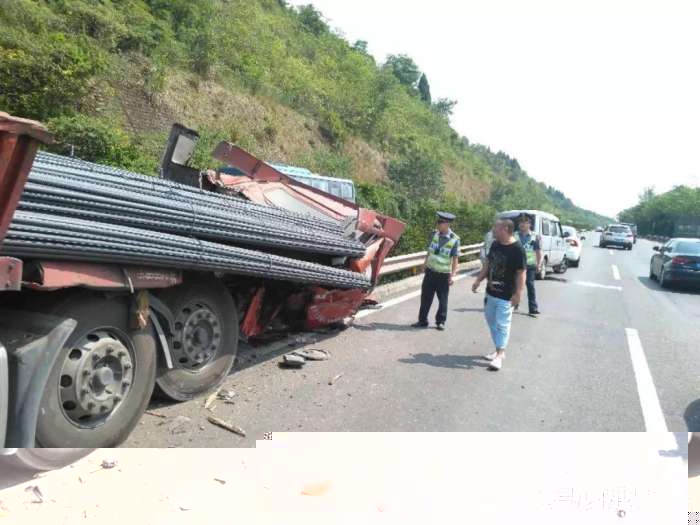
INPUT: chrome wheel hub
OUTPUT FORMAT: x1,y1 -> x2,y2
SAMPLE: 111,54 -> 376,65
59,330 -> 134,428
172,302 -> 221,370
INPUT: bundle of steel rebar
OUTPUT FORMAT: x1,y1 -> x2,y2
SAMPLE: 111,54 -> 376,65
4,211 -> 371,290
33,152 -> 346,235
18,155 -> 364,258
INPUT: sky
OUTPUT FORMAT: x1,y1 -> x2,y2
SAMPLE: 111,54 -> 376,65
287,0 -> 700,217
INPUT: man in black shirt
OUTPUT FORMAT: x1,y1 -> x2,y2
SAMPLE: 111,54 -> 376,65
471,218 -> 526,370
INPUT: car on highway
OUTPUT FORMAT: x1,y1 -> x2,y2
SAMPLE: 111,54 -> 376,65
595,226 -> 603,232
599,224 -> 634,250
649,237 -> 700,288
620,222 -> 638,243
0,448 -> 94,471
562,226 -> 582,267
480,209 -> 568,279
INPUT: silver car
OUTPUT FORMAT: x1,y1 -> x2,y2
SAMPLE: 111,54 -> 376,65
599,224 -> 634,250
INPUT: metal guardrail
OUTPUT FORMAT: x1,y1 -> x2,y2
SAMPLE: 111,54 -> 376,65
379,243 -> 484,276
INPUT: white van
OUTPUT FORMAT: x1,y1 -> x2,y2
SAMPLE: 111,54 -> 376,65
479,209 -> 569,279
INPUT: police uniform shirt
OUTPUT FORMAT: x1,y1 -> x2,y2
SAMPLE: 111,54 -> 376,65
427,229 -> 461,257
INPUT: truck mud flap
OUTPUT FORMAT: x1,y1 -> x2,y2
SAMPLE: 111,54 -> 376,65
0,310 -> 77,447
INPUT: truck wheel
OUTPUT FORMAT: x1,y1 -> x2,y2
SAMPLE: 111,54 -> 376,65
0,448 -> 95,471
154,276 -> 238,401
34,293 -> 157,448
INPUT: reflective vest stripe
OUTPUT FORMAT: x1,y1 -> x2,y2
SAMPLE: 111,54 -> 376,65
521,234 -> 538,266
427,232 -> 459,273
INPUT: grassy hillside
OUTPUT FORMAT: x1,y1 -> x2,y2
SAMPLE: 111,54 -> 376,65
0,0 -> 611,254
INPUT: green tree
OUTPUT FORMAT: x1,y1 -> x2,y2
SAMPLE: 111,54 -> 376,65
388,142 -> 445,201
296,4 -> 328,35
383,54 -> 421,88
432,98 -> 457,119
418,73 -> 431,104
353,40 -> 369,54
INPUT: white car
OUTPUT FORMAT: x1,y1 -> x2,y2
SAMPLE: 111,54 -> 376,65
562,225 -> 582,267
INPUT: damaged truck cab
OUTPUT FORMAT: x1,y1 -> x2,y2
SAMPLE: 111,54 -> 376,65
0,113 -> 404,448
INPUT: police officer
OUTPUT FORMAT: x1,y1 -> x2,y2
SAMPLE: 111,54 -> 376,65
412,212 -> 460,330
516,213 -> 542,316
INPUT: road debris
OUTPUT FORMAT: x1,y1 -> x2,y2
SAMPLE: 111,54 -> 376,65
290,348 -> 330,361
207,415 -> 246,437
214,478 -> 227,485
145,410 -> 168,419
328,373 -> 344,385
217,388 -> 236,401
24,485 -> 43,503
100,459 -> 118,469
204,387 -> 221,410
281,353 -> 305,368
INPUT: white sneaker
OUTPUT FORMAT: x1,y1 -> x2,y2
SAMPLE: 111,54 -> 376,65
489,356 -> 503,370
483,351 -> 498,361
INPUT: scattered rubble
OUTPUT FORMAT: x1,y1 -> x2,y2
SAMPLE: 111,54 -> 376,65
145,410 -> 168,419
281,354 -> 305,368
24,486 -> 43,503
100,459 -> 118,470
291,348 -> 330,361
328,373 -> 344,385
217,389 -> 236,401
207,415 -> 246,437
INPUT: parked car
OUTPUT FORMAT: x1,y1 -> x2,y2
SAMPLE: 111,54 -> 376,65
595,226 -> 603,232
562,226 -> 582,267
649,238 -> 700,288
0,448 -> 94,471
599,224 -> 634,250
620,222 -> 638,243
480,209 -> 568,279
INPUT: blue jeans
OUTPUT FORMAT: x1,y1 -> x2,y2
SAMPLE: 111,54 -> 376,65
484,294 -> 514,350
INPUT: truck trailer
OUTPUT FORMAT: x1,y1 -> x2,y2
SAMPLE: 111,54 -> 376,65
0,112 -> 404,448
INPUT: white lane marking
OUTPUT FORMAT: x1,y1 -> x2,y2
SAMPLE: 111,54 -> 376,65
572,281 -> 622,291
625,328 -> 668,432
608,250 -> 614,255
355,274 -> 470,319
612,264 -> 621,280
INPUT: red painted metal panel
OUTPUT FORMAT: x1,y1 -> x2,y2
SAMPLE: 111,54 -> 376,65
241,286 -> 265,338
24,261 -> 181,291
305,287 -> 368,329
0,257 -> 22,291
0,113 -> 51,247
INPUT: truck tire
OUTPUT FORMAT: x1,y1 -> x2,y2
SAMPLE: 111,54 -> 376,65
0,448 -> 95,471
154,276 -> 238,401
34,293 -> 157,448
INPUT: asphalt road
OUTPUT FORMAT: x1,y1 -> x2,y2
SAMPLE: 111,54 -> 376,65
0,433 -> 687,524
123,233 -> 699,446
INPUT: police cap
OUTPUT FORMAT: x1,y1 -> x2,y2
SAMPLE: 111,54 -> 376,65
436,211 -> 456,223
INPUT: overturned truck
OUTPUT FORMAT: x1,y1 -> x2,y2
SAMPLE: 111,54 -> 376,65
0,112 -> 404,448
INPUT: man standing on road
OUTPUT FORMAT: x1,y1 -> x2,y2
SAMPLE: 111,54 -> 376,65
516,214 -> 542,316
411,212 -> 460,331
471,218 -> 526,370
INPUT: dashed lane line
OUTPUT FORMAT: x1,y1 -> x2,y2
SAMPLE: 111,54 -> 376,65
612,264 -> 621,280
